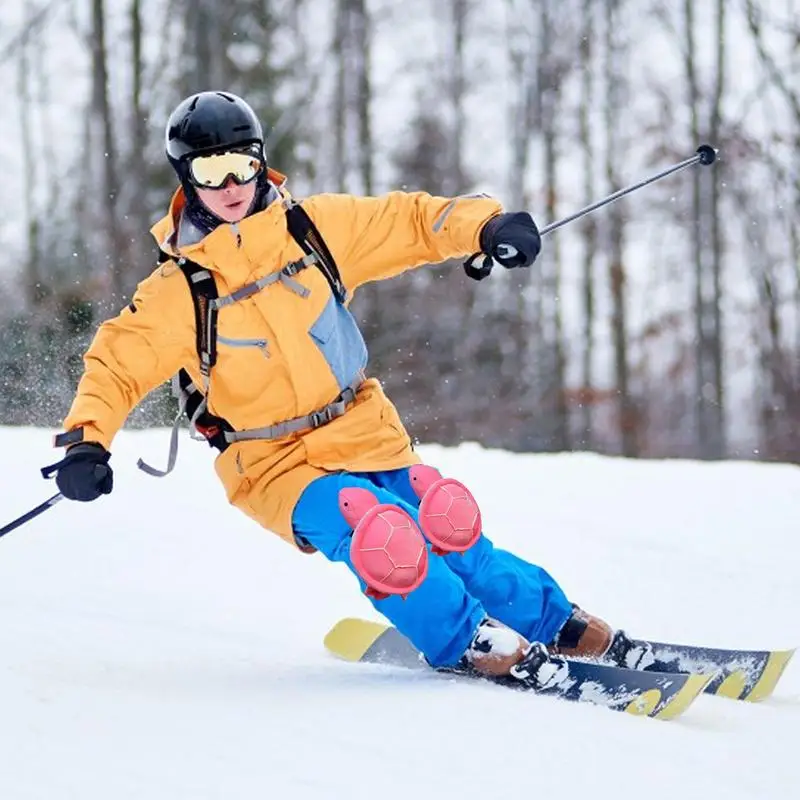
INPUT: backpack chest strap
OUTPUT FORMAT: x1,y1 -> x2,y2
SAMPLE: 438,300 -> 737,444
211,253 -> 317,309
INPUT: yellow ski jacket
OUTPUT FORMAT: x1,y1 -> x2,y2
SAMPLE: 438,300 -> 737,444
62,172 -> 502,544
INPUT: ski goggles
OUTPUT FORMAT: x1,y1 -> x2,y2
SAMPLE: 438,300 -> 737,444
187,149 -> 263,189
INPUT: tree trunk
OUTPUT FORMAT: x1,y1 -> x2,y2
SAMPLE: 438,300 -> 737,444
743,0 -> 800,460
351,0 -> 373,195
446,0 -> 468,195
685,0 -> 725,459
191,0 -> 213,89
540,0 -> 568,450
708,0 -> 726,456
578,0 -> 596,449
127,0 -> 150,291
91,0 -> 122,304
504,0 -> 537,211
332,0 -> 348,191
684,0 -> 708,457
17,11 -> 40,307
605,0 -> 635,456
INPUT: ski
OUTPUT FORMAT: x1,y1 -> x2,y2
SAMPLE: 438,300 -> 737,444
641,639 -> 795,702
324,618 -> 714,721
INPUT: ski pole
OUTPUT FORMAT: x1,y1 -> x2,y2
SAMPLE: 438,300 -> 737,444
539,143 -> 717,237
0,493 -> 64,539
467,144 -> 718,278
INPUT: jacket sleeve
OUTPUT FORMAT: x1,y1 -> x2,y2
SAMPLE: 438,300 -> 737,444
61,263 -> 196,450
303,191 -> 503,291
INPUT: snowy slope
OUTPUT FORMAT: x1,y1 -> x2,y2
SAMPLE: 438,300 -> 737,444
0,427 -> 797,800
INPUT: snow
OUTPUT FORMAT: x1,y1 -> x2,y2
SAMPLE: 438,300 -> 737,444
0,426 -> 798,799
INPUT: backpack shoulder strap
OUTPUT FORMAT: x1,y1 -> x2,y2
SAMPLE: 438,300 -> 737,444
136,255 -> 227,477
174,257 -> 232,445
284,200 -> 347,303
175,256 -> 219,385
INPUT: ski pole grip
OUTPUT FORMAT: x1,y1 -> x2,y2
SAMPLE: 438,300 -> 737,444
695,144 -> 717,166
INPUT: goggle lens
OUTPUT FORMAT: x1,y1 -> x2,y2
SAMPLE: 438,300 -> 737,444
189,151 -> 262,188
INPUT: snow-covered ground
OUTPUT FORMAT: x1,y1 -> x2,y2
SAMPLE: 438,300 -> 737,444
0,427 -> 797,799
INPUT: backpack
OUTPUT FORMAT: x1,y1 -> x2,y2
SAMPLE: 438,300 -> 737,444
137,199 -> 350,477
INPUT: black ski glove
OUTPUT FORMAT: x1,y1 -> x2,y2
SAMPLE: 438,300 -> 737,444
41,443 -> 114,502
480,212 -> 542,268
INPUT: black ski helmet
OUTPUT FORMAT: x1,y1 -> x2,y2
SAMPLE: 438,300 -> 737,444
165,91 -> 265,171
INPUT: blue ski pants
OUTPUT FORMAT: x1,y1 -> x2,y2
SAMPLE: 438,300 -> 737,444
292,467 -> 572,668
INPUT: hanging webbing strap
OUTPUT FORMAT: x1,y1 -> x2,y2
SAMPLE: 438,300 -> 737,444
136,378 -> 187,478
136,372 -> 228,477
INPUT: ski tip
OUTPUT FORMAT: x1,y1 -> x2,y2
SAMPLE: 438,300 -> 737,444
652,671 -> 718,721
323,617 -> 391,662
742,648 -> 796,703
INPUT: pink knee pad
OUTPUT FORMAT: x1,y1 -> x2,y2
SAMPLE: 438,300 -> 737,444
339,487 -> 428,600
409,465 -> 482,555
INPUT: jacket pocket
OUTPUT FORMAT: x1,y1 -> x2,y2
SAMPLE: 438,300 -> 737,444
381,401 -> 411,442
217,334 -> 269,357
213,444 -> 249,505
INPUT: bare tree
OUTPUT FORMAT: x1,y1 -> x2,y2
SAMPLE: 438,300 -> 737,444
604,0 -> 636,456
683,0 -> 726,458
17,6 -> 40,307
332,1 -> 348,191
577,0 -> 597,448
708,0 -> 726,456
740,0 -> 800,459
190,0 -> 214,89
90,0 -> 124,304
352,0 -> 373,194
504,0 -> 536,211
331,0 -> 373,193
685,0 -> 709,457
444,0 -> 468,196
122,0 -> 153,292
4,0 -> 800,463
537,0 -> 569,450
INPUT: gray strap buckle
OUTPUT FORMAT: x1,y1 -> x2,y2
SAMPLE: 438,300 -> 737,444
308,406 -> 335,428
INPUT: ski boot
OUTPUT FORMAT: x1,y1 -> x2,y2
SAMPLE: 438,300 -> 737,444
339,487 -> 429,600
408,464 -> 482,554
458,618 -> 569,690
551,606 -> 655,670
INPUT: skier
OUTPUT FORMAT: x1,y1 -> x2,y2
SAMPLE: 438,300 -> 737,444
43,91 -> 652,688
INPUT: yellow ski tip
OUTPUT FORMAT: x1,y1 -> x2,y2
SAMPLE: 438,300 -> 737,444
324,617 -> 391,662
654,672 -> 716,721
744,648 -> 795,702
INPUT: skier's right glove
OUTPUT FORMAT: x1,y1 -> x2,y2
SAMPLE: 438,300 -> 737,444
41,443 -> 114,502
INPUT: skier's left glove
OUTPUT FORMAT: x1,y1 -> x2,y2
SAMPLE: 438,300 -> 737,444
480,212 -> 542,268
41,443 -> 114,502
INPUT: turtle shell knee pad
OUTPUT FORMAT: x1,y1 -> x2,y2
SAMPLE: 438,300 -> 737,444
339,487 -> 428,600
408,465 -> 482,555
